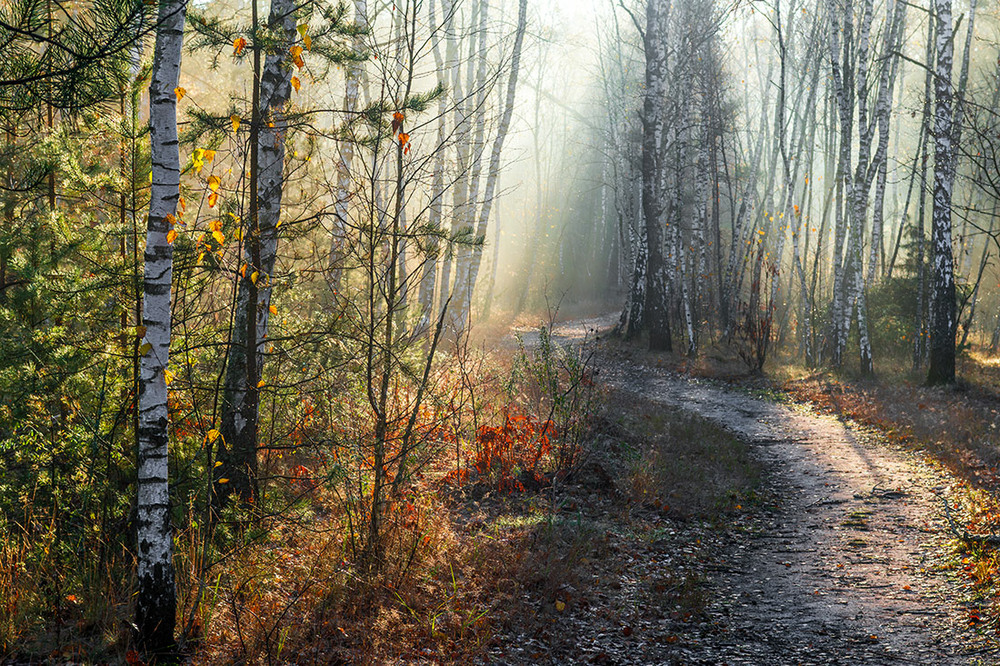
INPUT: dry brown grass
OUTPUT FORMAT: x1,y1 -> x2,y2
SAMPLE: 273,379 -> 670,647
186,502 -> 523,665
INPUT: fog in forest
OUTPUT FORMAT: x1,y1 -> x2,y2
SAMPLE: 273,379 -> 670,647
5,0 -> 1000,661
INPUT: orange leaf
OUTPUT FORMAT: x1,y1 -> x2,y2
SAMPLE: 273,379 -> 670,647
290,45 -> 305,69
208,175 -> 221,192
231,114 -> 241,133
233,37 -> 247,56
166,228 -> 178,244
291,76 -> 301,92
208,191 -> 219,208
174,86 -> 186,101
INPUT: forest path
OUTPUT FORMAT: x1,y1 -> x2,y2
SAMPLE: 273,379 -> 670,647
547,316 -> 991,664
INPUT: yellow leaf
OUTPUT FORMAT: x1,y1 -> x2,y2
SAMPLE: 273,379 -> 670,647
231,114 -> 241,133
303,34 -> 312,51
166,228 -> 178,244
175,86 -> 186,101
197,251 -> 205,264
212,229 -> 225,245
209,218 -> 223,232
555,601 -> 566,612
214,460 -> 223,467
296,24 -> 308,38
207,429 -> 221,442
268,304 -> 277,315
138,342 -> 152,356
257,379 -> 265,388
291,76 -> 301,92
208,191 -> 219,208
218,478 -> 229,484
250,270 -> 259,284
208,175 -> 221,192
164,369 -> 176,386
290,45 -> 304,69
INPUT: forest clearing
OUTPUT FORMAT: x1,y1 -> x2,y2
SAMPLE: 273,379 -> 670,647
4,0 -> 1000,662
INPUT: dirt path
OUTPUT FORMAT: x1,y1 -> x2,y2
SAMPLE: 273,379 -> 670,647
515,316 -> 996,664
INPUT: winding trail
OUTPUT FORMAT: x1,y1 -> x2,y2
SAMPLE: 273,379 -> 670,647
550,316 -> 992,664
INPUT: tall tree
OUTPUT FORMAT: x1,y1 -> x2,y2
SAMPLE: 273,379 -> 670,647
452,0 -> 528,328
329,0 -> 367,295
135,0 -> 186,651
927,0 -> 956,385
641,0 -> 672,351
215,0 -> 299,505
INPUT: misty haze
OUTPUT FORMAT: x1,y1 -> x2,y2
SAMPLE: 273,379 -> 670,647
1,0 -> 1000,663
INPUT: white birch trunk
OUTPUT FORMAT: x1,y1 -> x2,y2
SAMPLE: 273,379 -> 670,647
135,0 -> 185,651
927,0 -> 956,384
418,0 -> 448,330
329,0 -> 367,294
217,0 -> 296,504
455,0 -> 526,329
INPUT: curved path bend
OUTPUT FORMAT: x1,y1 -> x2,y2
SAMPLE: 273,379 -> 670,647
552,315 -> 992,664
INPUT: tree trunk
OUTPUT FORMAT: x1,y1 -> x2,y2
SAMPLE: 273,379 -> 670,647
419,0 -> 448,331
454,0 -> 526,329
216,0 -> 296,505
927,0 -> 956,385
642,0 -> 672,352
330,0 -> 368,294
135,0 -> 185,652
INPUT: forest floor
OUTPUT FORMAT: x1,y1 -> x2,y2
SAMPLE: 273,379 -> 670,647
479,315 -> 1000,665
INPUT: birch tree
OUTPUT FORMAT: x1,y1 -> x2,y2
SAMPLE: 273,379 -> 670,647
214,0 -> 299,505
927,0 -> 956,384
330,0 -> 368,295
641,0 -> 672,351
135,0 -> 185,651
452,0 -> 528,329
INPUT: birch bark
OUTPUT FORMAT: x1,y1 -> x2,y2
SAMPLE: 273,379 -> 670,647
329,0 -> 367,294
643,0 -> 672,352
927,0 -> 956,384
216,0 -> 296,505
135,0 -> 185,651
455,0 -> 526,329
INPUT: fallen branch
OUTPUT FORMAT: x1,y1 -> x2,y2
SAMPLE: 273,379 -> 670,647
936,493 -> 1000,546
